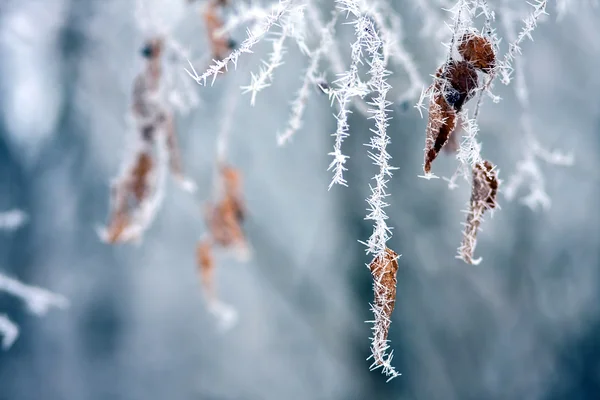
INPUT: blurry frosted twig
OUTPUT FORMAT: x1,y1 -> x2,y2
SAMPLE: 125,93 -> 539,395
207,299 -> 239,332
499,4 -> 572,211
0,314 -> 19,350
0,273 -> 69,315
556,0 -> 598,20
0,210 -> 67,349
216,84 -> 240,166
163,37 -> 202,114
413,0 -> 451,39
186,0 -> 296,86
0,210 -> 28,231
277,13 -> 337,145
502,120 -> 573,211
215,1 -> 283,38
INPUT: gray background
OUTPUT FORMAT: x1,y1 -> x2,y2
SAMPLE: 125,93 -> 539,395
0,0 -> 599,399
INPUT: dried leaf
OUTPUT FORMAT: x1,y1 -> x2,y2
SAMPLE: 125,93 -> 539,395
369,247 -> 399,367
458,160 -> 499,264
130,151 -> 154,202
197,238 -> 216,301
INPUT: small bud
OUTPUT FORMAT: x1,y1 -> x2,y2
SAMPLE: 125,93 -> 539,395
458,33 -> 496,73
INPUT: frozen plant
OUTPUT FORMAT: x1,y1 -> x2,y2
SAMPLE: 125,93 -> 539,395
96,0 -> 580,381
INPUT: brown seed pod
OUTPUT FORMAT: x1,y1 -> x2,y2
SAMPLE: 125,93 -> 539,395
458,160 -> 499,264
438,60 -> 479,111
369,247 -> 399,366
458,33 -> 496,73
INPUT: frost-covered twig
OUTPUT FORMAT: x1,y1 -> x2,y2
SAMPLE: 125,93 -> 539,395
242,33 -> 288,105
327,3 -> 372,188
0,272 -> 68,349
0,209 -> 28,231
186,0 -> 296,86
498,0 -> 548,85
241,2 -> 308,104
0,314 -> 19,350
0,213 -> 67,349
358,15 -> 400,381
277,12 -> 337,145
0,273 -> 69,315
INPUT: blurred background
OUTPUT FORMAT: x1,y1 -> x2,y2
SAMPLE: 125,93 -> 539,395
1,0 -> 600,399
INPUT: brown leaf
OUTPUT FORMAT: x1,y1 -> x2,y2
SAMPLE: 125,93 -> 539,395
369,247 -> 399,365
458,160 -> 499,264
197,239 -> 216,301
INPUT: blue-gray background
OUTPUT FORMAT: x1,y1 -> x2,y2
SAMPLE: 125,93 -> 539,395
0,1 -> 599,399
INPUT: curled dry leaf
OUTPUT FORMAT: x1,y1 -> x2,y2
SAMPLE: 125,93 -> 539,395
369,247 -> 399,368
101,36 -> 193,244
105,150 -> 155,244
424,61 -> 478,174
196,165 -> 249,304
457,160 -> 499,265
